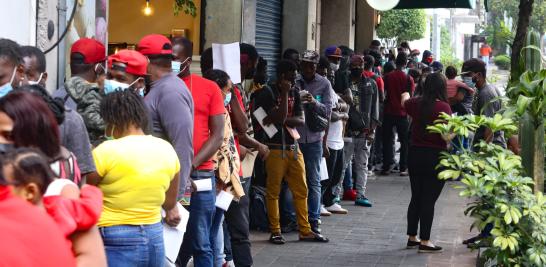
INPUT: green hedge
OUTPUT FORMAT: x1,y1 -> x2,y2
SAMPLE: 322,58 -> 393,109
494,55 -> 511,70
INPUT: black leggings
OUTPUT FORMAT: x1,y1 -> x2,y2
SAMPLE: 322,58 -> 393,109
407,146 -> 445,240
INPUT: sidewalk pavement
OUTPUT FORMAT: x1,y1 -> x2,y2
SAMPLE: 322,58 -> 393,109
249,175 -> 478,267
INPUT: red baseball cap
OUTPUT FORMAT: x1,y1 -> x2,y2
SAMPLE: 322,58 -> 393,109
137,34 -> 173,56
70,38 -> 106,64
108,50 -> 148,76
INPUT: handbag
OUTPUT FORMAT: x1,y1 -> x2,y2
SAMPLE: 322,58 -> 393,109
300,80 -> 328,132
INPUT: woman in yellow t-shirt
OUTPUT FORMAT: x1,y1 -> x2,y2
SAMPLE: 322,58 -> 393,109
87,90 -> 180,267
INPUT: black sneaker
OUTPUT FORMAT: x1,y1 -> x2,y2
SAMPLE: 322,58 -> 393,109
418,244 -> 443,253
269,233 -> 286,245
310,220 -> 321,234
406,240 -> 420,249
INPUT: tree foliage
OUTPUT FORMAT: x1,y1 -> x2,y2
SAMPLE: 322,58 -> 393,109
482,20 -> 514,55
174,0 -> 197,17
376,9 -> 427,48
489,0 -> 546,34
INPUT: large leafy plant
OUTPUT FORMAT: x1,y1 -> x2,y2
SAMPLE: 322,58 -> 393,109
506,29 -> 546,192
429,113 -> 546,266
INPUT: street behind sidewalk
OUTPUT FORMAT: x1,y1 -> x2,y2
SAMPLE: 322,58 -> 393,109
250,175 -> 477,267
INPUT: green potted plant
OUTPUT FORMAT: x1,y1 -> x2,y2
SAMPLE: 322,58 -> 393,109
506,29 -> 545,193
429,113 -> 546,266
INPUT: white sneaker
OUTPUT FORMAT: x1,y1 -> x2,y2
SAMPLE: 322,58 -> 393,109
320,205 -> 332,216
325,203 -> 349,214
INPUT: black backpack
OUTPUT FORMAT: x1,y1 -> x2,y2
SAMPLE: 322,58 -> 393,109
347,76 -> 377,132
249,186 -> 269,232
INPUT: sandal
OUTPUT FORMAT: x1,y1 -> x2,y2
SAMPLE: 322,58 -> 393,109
299,232 -> 329,243
269,233 -> 286,245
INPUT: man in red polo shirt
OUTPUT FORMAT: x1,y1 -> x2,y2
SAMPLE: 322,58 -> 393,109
171,37 -> 226,267
381,53 -> 414,176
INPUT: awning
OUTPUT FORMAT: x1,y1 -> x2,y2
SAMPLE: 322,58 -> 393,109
394,0 -> 476,9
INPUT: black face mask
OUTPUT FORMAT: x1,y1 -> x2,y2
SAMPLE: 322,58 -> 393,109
350,68 -> 363,78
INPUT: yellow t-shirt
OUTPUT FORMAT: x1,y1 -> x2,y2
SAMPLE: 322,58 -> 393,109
93,135 -> 180,227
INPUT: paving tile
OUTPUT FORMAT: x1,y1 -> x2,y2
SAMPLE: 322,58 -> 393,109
250,176 -> 478,267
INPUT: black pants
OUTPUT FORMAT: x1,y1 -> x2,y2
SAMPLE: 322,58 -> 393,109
406,146 -> 445,240
224,177 -> 252,267
321,148 -> 344,207
382,114 -> 409,171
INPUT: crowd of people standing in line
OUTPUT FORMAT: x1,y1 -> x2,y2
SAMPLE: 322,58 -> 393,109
0,32 -> 508,267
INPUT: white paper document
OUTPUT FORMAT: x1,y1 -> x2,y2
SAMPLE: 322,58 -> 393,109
216,190 -> 235,211
162,203 -> 189,264
253,107 -> 278,138
320,157 -> 329,181
193,178 -> 213,192
212,42 -> 241,84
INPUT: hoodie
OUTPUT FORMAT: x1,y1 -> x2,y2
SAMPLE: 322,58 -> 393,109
64,76 -> 104,146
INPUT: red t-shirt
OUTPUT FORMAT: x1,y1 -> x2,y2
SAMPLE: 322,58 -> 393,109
363,70 -> 384,95
0,186 -> 76,266
183,74 -> 225,170
405,98 -> 452,149
384,70 -> 415,116
227,88 -> 244,177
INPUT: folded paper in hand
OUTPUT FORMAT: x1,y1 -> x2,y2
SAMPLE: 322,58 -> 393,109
253,107 -> 278,138
162,203 -> 189,265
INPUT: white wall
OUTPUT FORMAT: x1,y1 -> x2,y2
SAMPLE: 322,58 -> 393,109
0,0 -> 36,45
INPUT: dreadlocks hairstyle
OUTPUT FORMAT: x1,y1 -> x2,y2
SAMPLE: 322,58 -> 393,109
100,90 -> 149,134
2,147 -> 54,195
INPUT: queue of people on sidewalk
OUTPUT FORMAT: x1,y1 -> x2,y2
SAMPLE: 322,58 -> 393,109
0,32 -> 509,267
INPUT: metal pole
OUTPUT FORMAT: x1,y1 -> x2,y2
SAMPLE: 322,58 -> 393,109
57,0 -> 67,89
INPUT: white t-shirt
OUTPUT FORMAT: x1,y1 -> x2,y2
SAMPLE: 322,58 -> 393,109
326,93 -> 344,150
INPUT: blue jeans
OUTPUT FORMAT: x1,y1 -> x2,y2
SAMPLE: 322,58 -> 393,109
214,211 -> 225,267
299,141 -> 322,223
178,172 -> 221,267
100,222 -> 164,267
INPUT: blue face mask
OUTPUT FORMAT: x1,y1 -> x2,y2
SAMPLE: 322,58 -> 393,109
103,79 -> 130,94
463,76 -> 476,88
171,61 -> 182,74
224,92 -> 232,107
0,67 -> 17,98
172,58 -> 190,74
403,68 -> 409,75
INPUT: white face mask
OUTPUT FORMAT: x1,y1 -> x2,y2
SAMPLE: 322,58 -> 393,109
27,72 -> 43,85
330,62 -> 340,72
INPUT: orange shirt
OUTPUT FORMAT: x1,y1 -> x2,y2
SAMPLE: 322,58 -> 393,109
480,45 -> 492,57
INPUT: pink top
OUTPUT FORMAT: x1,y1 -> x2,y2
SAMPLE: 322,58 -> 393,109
446,79 -> 474,98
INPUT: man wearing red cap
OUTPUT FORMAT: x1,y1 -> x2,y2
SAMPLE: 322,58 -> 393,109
171,37 -> 225,267
53,38 -> 107,146
136,33 -> 195,259
105,49 -> 147,95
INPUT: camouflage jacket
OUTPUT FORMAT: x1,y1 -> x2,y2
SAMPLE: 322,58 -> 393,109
65,76 -> 104,146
